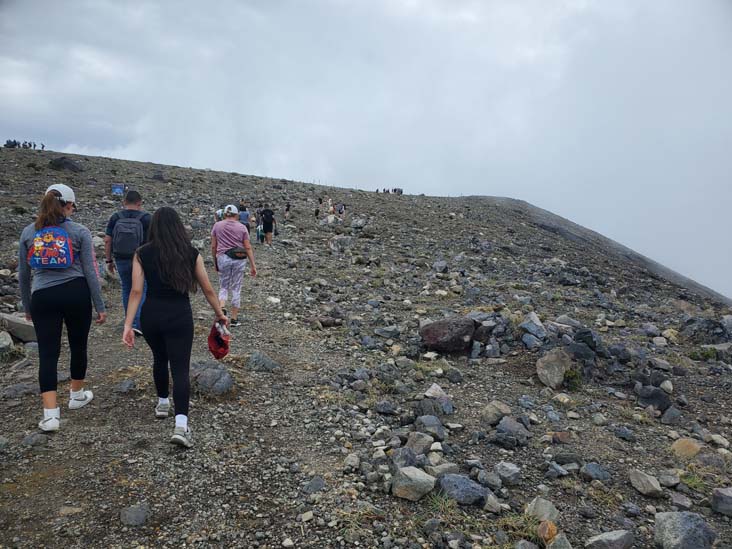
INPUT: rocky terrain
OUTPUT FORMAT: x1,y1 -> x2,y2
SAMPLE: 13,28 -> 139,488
0,147 -> 731,549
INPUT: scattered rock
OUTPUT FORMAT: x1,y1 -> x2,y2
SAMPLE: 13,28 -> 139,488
654,511 -> 717,549
190,360 -> 234,394
629,469 -> 663,498
525,496 -> 559,522
247,351 -> 282,372
584,530 -> 633,549
391,467 -> 436,501
120,503 -> 150,526
536,348 -> 574,389
711,487 -> 732,517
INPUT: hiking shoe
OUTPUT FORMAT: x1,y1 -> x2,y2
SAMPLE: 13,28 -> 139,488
229,319 -> 241,328
69,390 -> 94,410
155,401 -> 171,418
38,416 -> 60,432
132,328 -> 143,337
170,426 -> 193,448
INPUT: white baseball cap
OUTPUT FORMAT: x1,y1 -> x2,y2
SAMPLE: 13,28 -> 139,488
224,204 -> 239,215
46,183 -> 76,204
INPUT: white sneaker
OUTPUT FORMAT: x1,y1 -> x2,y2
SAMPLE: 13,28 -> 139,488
38,416 -> 60,432
155,401 -> 171,418
69,390 -> 94,410
170,426 -> 193,448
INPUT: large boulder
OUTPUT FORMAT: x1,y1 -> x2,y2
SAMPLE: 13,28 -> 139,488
680,317 -> 729,344
654,512 -> 716,549
438,474 -> 488,506
391,467 -> 435,501
536,348 -> 574,389
0,313 -> 36,342
48,156 -> 84,172
420,317 -> 475,352
247,351 -> 282,372
190,361 -> 234,395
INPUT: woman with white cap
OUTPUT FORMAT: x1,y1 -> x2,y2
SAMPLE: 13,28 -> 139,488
18,183 -> 107,432
211,204 -> 256,327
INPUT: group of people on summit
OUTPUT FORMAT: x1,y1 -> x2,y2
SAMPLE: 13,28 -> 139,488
19,184 -> 260,448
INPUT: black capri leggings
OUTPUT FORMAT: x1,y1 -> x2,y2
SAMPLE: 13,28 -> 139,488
140,298 -> 194,416
30,277 -> 92,393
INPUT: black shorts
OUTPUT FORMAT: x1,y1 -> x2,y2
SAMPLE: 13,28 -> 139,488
263,222 -> 274,234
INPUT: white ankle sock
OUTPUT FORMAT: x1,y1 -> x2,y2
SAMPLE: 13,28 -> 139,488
158,397 -> 170,405
175,414 -> 188,429
70,388 -> 84,399
44,407 -> 60,420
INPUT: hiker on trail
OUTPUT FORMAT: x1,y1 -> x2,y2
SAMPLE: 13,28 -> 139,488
41,143 -> 45,151
19,184 -> 106,432
336,203 -> 346,219
122,207 -> 227,449
261,204 -> 276,246
211,205 -> 257,328
284,202 -> 291,221
214,207 -> 224,223
238,203 -> 251,231
105,190 -> 151,335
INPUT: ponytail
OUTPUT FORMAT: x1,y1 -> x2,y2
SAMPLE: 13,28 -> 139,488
35,191 -> 66,229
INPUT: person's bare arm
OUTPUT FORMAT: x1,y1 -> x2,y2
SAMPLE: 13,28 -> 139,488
211,234 -> 219,271
194,255 -> 227,324
104,235 -> 115,273
243,237 -> 257,277
122,254 -> 144,347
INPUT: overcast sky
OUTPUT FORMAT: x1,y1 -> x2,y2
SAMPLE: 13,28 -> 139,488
1,0 -> 731,298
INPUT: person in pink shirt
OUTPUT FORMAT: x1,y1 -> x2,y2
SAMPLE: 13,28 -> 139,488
211,205 -> 257,327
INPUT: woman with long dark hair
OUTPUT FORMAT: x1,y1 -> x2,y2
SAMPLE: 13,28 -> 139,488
122,207 -> 227,448
19,184 -> 106,432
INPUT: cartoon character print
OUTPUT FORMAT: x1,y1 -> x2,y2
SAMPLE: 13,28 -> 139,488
42,232 -> 54,244
33,237 -> 44,256
55,235 -> 67,256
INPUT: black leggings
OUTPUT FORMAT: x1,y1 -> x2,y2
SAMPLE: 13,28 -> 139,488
140,298 -> 193,416
30,277 -> 92,393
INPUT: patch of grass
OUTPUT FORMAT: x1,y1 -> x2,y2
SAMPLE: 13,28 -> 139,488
688,348 -> 717,361
587,486 -> 621,510
494,513 -> 542,545
563,367 -> 583,391
680,473 -> 706,493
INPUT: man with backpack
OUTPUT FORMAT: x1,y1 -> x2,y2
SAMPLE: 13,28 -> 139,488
261,204 -> 276,246
104,190 -> 151,335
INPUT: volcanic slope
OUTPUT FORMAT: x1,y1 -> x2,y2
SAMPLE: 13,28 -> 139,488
0,148 -> 731,548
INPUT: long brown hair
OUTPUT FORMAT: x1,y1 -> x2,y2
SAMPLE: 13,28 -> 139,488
142,207 -> 198,293
35,190 -> 66,229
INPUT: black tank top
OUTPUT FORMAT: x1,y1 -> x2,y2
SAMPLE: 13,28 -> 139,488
137,244 -> 199,300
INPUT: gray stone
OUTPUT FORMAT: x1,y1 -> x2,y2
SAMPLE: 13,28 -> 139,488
654,512 -> 716,549
669,492 -> 692,510
0,313 -> 36,342
522,333 -> 543,350
515,542 -> 540,549
477,470 -> 502,491
525,496 -> 559,522
247,351 -> 282,372
710,487 -> 732,516
190,361 -> 234,394
580,463 -> 611,482
22,432 -> 47,446
0,436 -> 9,451
329,235 -> 354,253
375,400 -> 398,415
438,474 -> 487,506
415,415 -> 446,441
547,533 -> 573,549
496,416 -> 531,445
520,312 -> 547,339
344,453 -> 360,471
629,469 -> 663,498
536,348 -> 574,389
2,382 -> 36,399
120,503 -> 150,526
424,463 -> 460,477
391,467 -> 436,501
302,476 -> 325,494
391,447 -> 417,469
494,461 -> 521,485
419,317 -> 475,352
480,399 -> 511,427
405,432 -> 434,455
0,330 -> 12,352
584,530 -> 633,549
113,379 -> 136,393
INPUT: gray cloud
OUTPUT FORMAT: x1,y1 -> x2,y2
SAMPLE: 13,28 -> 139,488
1,0 -> 730,297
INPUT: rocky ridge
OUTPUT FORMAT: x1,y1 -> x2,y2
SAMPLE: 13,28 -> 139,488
0,148 -> 731,548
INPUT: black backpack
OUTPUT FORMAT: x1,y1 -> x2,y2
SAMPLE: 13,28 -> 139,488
112,210 -> 146,258
262,209 -> 274,223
